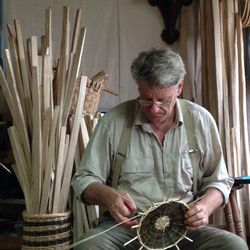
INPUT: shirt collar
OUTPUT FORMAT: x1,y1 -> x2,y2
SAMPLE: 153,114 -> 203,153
175,99 -> 184,127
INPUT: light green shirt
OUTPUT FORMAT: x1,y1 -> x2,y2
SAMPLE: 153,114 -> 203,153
72,99 -> 234,212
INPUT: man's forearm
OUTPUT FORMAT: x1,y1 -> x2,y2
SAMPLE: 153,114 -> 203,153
201,188 -> 224,216
82,182 -> 115,207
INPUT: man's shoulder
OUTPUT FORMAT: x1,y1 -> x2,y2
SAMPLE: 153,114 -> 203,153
179,99 -> 213,118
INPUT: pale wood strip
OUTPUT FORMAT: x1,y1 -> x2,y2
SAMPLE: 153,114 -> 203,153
40,106 -> 60,213
84,115 -> 94,136
7,32 -> 27,122
63,134 -> 70,171
52,126 -> 67,213
31,65 -> 42,213
62,27 -> 87,126
3,49 -> 31,168
40,108 -> 52,209
42,54 -> 52,114
64,8 -> 83,114
71,8 -> 82,54
59,76 -> 87,212
56,6 -> 70,107
45,8 -> 54,112
44,7 -> 52,53
73,199 -> 90,239
79,118 -> 89,150
14,19 -> 32,130
68,115 -> 81,167
30,36 -> 39,67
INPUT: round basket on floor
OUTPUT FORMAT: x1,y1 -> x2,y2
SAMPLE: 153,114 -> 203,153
22,211 -> 72,250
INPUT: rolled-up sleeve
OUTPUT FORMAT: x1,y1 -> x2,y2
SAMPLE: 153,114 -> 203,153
195,111 -> 234,205
71,118 -> 113,201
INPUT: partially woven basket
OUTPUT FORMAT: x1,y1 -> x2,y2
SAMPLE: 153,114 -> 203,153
70,71 -> 108,116
22,211 -> 72,250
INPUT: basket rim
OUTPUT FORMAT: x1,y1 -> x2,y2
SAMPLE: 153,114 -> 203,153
22,210 -> 71,219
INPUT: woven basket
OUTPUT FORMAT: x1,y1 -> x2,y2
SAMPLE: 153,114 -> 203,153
22,211 -> 72,250
70,71 -> 109,116
70,77 -> 104,116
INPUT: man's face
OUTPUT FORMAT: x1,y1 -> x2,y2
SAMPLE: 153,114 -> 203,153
138,81 -> 183,125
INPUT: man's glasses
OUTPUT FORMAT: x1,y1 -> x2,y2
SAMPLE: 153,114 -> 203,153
138,99 -> 173,107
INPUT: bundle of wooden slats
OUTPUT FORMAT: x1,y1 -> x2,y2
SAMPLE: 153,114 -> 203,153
0,6 -> 88,214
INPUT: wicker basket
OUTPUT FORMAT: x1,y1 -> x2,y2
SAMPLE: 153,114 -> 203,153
70,71 -> 112,117
22,211 -> 72,250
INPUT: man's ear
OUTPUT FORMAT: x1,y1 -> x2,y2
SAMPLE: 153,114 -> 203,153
176,81 -> 183,96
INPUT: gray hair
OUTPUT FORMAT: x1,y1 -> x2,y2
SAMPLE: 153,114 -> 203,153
130,48 -> 186,87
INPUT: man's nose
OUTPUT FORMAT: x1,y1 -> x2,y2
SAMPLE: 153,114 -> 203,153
149,102 -> 160,113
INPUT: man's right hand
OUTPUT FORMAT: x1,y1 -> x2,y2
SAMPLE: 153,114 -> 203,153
83,183 -> 138,229
106,189 -> 138,228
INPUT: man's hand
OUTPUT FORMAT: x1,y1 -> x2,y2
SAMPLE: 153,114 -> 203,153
184,188 -> 224,230
83,183 -> 137,229
184,201 -> 210,230
106,189 -> 137,229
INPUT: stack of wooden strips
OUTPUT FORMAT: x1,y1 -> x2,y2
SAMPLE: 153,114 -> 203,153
71,112 -> 101,239
0,6 -> 88,214
70,72 -> 119,238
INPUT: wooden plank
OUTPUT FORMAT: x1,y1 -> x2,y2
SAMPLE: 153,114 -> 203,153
62,27 -> 86,126
59,76 -> 87,212
73,199 -> 90,239
7,32 -> 27,121
42,54 -> 52,114
56,6 -> 70,107
2,49 -> 31,168
40,106 -> 60,213
44,7 -> 52,52
31,65 -> 42,213
14,19 -> 32,130
44,8 -> 54,112
52,126 -> 67,213
79,118 -> 89,150
40,108 -> 52,210
71,8 -> 82,54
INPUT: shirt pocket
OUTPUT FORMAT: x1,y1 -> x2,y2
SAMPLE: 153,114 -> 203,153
180,149 -> 202,191
119,158 -> 155,195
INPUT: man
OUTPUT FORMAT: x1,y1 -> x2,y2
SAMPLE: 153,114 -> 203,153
72,48 -> 248,249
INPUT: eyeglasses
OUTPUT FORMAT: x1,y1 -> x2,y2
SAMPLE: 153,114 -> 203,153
138,99 -> 173,107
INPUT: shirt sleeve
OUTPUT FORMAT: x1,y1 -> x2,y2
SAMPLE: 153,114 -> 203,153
71,118 -> 114,201
195,111 -> 234,205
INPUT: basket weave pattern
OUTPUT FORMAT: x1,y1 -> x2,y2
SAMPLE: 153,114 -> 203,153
70,77 -> 104,116
22,211 -> 72,250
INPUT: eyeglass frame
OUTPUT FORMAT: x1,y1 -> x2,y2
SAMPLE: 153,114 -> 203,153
138,99 -> 174,107
138,86 -> 178,108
